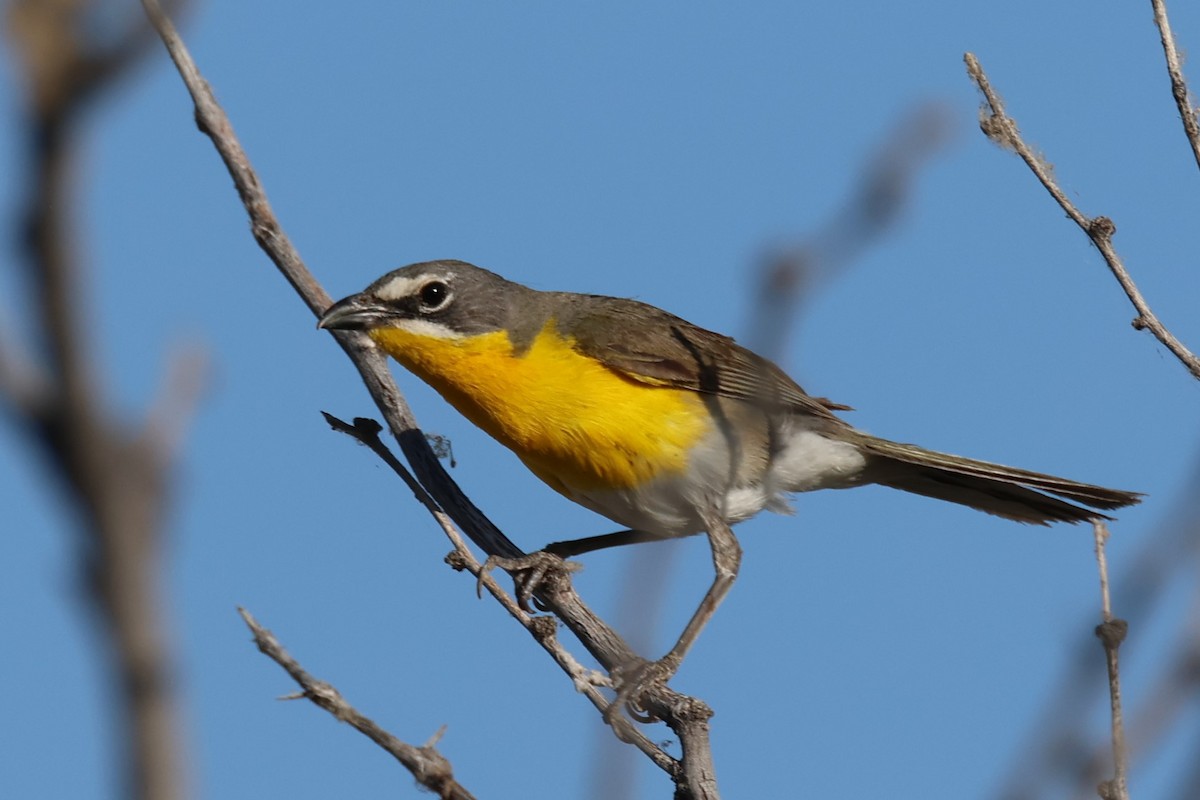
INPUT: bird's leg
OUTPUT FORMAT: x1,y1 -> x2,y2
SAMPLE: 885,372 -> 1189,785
665,506 -> 742,666
609,504 -> 742,721
543,528 -> 682,558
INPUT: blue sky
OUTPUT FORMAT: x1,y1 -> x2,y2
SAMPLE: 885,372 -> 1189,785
3,2 -> 1199,798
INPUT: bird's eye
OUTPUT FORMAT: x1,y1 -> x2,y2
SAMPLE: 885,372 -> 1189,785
418,281 -> 451,311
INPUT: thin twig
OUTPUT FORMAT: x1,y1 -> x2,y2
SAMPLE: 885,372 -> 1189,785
997,459 -> 1200,799
238,608 -> 476,800
964,52 -> 1200,381
1092,522 -> 1130,800
1150,0 -> 1200,173
750,102 -> 951,358
1093,523 -> 1114,622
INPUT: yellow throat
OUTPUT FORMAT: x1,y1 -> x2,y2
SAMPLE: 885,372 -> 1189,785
368,322 -> 710,496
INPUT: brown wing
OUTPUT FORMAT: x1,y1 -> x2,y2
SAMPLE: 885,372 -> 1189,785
557,294 -> 851,424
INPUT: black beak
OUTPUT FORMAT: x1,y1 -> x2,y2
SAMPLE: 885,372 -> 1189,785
317,293 -> 392,331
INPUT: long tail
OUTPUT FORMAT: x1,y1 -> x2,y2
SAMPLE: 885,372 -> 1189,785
849,433 -> 1142,525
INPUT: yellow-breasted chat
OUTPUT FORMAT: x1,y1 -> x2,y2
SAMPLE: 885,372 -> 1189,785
318,259 -> 1141,690
319,259 -> 1138,530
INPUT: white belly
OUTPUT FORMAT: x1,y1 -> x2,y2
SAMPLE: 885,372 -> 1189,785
567,423 -> 869,538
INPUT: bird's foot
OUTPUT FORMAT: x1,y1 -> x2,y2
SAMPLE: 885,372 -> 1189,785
477,550 -> 580,612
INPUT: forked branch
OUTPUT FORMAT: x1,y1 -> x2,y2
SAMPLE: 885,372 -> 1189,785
964,52 -> 1200,381
238,608 -> 477,800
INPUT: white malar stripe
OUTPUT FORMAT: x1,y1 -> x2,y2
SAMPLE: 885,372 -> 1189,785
388,317 -> 466,341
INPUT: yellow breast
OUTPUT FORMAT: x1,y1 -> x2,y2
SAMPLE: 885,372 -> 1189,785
369,322 -> 710,495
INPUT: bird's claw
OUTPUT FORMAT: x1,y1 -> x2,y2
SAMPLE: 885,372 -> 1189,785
477,550 -> 580,611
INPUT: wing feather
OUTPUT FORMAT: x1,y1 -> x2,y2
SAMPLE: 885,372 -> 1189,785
558,295 -> 850,424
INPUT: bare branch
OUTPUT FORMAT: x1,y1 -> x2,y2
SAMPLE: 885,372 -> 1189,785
1150,0 -> 1200,173
1091,522 -> 1129,800
963,52 -> 1200,381
322,415 -> 677,774
137,0 -> 523,561
325,414 -> 713,786
238,608 -> 477,800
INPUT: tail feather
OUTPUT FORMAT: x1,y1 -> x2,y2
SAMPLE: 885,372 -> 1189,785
849,433 -> 1143,525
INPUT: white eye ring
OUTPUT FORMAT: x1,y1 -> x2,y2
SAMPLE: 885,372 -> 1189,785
418,280 -> 452,311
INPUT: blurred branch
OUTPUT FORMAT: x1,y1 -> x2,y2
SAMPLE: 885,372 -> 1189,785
1121,585 -> 1200,795
238,608 -> 477,800
2,1 -> 196,799
7,0 -> 184,118
141,1 -> 724,795
964,52 -> 1200,381
0,326 -> 51,419
749,103 -> 952,359
1150,0 -> 1200,173
145,344 -> 210,462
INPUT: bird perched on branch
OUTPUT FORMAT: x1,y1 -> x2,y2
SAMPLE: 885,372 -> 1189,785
319,259 -> 1141,699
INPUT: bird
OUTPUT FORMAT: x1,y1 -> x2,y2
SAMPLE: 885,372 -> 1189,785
318,259 -> 1141,690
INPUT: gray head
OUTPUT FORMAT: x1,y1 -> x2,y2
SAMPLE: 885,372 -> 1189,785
318,260 -> 543,340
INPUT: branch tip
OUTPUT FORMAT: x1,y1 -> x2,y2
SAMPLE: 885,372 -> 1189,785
424,725 -> 448,748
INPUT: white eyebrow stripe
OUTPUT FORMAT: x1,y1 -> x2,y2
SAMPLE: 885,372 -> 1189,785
375,275 -> 433,302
